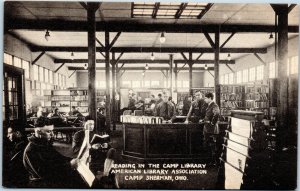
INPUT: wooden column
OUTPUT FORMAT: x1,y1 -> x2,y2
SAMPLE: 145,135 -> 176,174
87,3 -> 97,126
169,54 -> 173,97
112,53 -> 116,130
105,31 -> 111,132
215,31 -> 220,106
188,52 -> 193,96
275,5 -> 289,148
174,62 -> 178,92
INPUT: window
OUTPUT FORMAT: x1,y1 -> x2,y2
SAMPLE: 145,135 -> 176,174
220,75 -> 224,84
44,69 -> 49,83
33,65 -> 39,81
22,60 -> 30,79
182,81 -> 189,88
49,71 -> 53,84
242,69 -> 248,83
54,73 -> 58,85
144,81 -> 150,87
151,81 -> 160,87
269,62 -> 276,78
177,80 -> 182,88
249,67 -> 256,81
256,65 -> 264,80
224,74 -> 229,84
14,57 -> 22,68
4,53 -> 13,65
236,71 -> 242,84
229,73 -> 234,84
39,67 -> 44,82
61,74 -> 64,87
289,56 -> 298,75
122,81 -> 131,88
99,81 -> 106,88
132,81 -> 141,88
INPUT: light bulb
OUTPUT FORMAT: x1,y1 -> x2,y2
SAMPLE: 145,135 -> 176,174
145,64 -> 149,70
269,33 -> 274,44
84,63 -> 88,70
142,72 -> 145,76
45,30 -> 50,41
227,53 -> 231,61
160,32 -> 166,44
150,52 -> 155,61
204,64 -> 208,70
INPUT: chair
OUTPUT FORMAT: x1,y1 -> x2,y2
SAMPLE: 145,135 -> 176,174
133,110 -> 143,116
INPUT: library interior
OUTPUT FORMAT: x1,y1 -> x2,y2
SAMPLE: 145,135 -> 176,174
2,2 -> 299,189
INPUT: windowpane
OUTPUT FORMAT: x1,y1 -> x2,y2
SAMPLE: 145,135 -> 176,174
44,69 -> 49,83
229,73 -> 234,84
220,75 -> 224,84
224,74 -> 229,84
290,56 -> 298,75
4,53 -> 13,65
249,67 -> 256,81
144,81 -> 150,87
269,62 -> 276,78
242,69 -> 248,83
177,80 -> 182,88
182,81 -> 189,88
33,65 -> 39,81
256,65 -> 264,80
49,70 -> 53,84
39,67 -> 44,82
122,81 -> 131,88
22,60 -> 30,79
132,81 -> 141,88
236,71 -> 242,84
151,81 -> 160,87
14,57 -> 22,68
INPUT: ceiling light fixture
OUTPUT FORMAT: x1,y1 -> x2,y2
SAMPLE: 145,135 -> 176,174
227,53 -> 231,61
204,64 -> 208,70
269,33 -> 274,44
145,63 -> 149,70
150,52 -> 155,61
160,32 -> 166,44
45,29 -> 50,41
142,71 -> 145,76
84,63 -> 88,70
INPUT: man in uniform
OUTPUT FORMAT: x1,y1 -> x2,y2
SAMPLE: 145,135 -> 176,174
184,91 -> 207,123
154,93 -> 176,121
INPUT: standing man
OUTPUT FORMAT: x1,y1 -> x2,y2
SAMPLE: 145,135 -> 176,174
184,91 -> 207,123
155,93 -> 176,122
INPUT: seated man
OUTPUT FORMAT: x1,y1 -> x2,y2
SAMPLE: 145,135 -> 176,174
23,123 -> 85,188
69,106 -> 83,117
155,93 -> 176,122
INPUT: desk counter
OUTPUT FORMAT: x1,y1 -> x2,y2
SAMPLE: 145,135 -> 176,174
122,123 -> 209,161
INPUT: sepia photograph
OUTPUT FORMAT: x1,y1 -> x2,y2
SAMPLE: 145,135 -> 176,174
2,1 -> 299,189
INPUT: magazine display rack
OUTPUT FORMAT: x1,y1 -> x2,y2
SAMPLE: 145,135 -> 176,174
219,110 -> 271,189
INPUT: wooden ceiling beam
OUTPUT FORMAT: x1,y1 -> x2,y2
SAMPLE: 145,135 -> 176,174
55,59 -> 235,64
32,46 -> 267,54
6,18 -> 299,33
68,66 -> 215,71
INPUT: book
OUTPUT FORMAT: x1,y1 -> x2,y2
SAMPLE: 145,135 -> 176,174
90,134 -> 110,145
77,161 -> 95,187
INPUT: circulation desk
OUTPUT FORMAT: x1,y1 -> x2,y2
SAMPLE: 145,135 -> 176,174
122,123 -> 208,161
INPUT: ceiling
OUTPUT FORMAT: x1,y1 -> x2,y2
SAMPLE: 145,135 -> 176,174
4,2 -> 299,69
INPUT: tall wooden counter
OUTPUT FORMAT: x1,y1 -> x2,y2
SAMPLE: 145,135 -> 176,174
122,123 -> 208,161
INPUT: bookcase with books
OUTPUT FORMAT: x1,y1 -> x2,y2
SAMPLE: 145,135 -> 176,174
220,85 -> 245,117
244,84 -> 269,116
44,89 -> 106,115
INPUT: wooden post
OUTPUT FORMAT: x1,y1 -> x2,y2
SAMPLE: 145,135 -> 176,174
87,3 -> 97,128
275,5 -> 289,149
174,62 -> 178,92
169,54 -> 173,97
112,53 -> 116,130
105,31 -> 111,132
189,52 -> 193,96
215,31 -> 220,107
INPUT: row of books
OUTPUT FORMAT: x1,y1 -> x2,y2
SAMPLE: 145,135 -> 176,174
245,93 -> 268,101
221,93 -> 243,101
71,101 -> 89,107
221,101 -> 243,108
245,86 -> 268,94
221,86 -> 244,94
245,101 -> 268,108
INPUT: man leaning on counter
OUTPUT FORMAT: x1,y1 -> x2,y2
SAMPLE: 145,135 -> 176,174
154,93 -> 176,122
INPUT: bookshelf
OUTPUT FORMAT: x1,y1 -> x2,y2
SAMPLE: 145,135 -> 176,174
44,89 -> 106,114
220,84 -> 269,117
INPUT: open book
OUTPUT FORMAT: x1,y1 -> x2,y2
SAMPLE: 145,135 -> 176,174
90,134 -> 110,145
